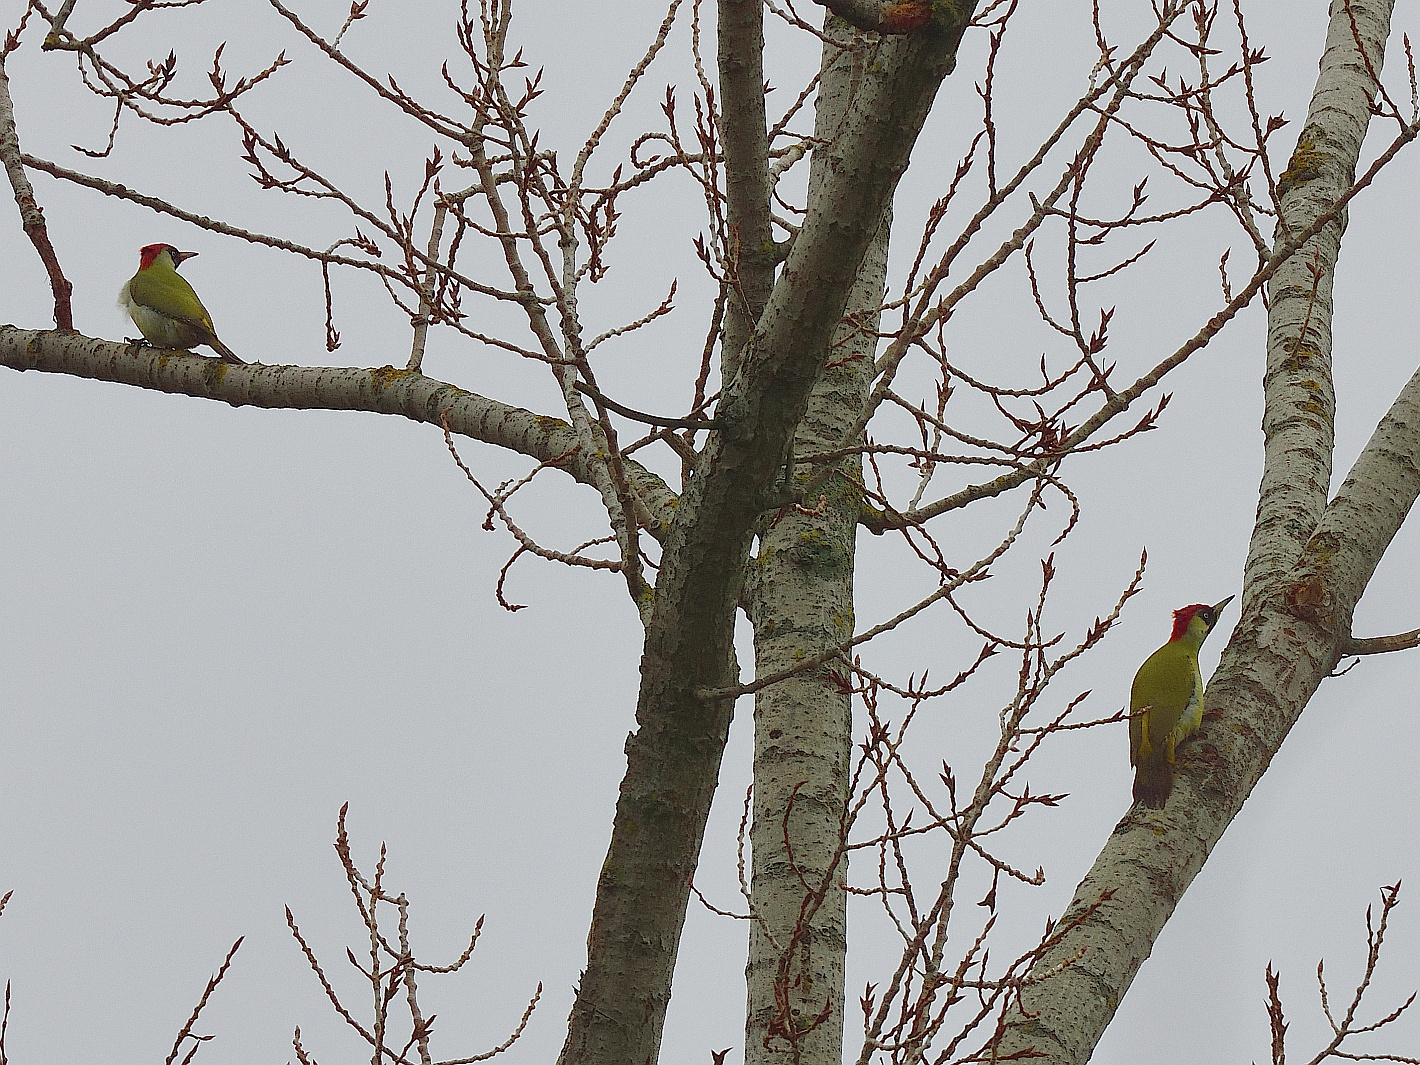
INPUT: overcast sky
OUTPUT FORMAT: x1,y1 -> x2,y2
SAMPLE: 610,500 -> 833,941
2,1 -> 1418,1063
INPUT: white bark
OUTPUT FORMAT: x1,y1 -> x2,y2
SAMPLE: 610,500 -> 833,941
557,10 -> 974,1064
743,24 -> 891,1064
0,325 -> 681,534
987,3 -> 1406,1063
1245,0 -> 1394,597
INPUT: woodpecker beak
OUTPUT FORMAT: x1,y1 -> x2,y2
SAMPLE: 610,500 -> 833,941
1212,596 -> 1235,614
171,249 -> 198,265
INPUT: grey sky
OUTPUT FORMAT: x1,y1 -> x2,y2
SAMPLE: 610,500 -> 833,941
2,1 -> 1417,1062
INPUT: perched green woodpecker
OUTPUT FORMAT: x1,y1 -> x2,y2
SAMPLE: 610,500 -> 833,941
118,243 -> 244,364
1129,596 -> 1233,808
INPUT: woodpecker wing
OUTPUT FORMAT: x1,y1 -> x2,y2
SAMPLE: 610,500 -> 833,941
126,266 -> 221,338
1129,639 -> 1201,768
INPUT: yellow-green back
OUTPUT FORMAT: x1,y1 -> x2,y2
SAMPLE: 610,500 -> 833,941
127,250 -> 216,330
1129,635 -> 1203,767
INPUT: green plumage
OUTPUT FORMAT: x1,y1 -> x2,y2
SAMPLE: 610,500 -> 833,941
1129,597 -> 1232,808
120,244 -> 244,364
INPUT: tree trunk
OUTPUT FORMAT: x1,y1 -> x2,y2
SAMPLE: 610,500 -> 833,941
556,10 -> 975,1065
987,3 -> 1402,1062
744,20 -> 891,1062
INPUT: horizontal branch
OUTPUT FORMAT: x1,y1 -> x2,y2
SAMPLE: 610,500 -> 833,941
1340,629 -> 1420,656
0,326 -> 678,537
21,154 -> 537,305
572,379 -> 720,429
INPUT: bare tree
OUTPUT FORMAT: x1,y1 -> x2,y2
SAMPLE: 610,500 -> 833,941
1,1 -> 1417,1064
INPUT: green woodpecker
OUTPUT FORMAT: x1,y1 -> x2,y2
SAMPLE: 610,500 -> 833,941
1129,596 -> 1233,808
119,244 -> 244,364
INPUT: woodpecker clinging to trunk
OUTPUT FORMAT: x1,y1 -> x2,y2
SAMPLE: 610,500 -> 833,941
1129,596 -> 1233,808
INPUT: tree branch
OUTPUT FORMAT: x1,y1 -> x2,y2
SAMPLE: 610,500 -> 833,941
556,7 -> 978,1065
1287,360 -> 1420,641
1340,629 -> 1420,656
1241,0 -> 1398,600
571,379 -> 719,429
0,327 -> 679,538
0,58 -> 72,330
21,153 -> 532,305
987,3 -> 1411,1063
718,0 -> 776,383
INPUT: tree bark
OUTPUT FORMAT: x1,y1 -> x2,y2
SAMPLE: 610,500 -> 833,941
718,0 -> 775,384
743,19 -> 890,1063
987,3 -> 1403,1062
1243,0 -> 1391,597
0,327 -> 682,535
556,9 -> 976,1065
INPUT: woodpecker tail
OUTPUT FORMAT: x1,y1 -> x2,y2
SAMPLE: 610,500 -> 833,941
209,337 -> 245,364
1133,761 -> 1173,808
